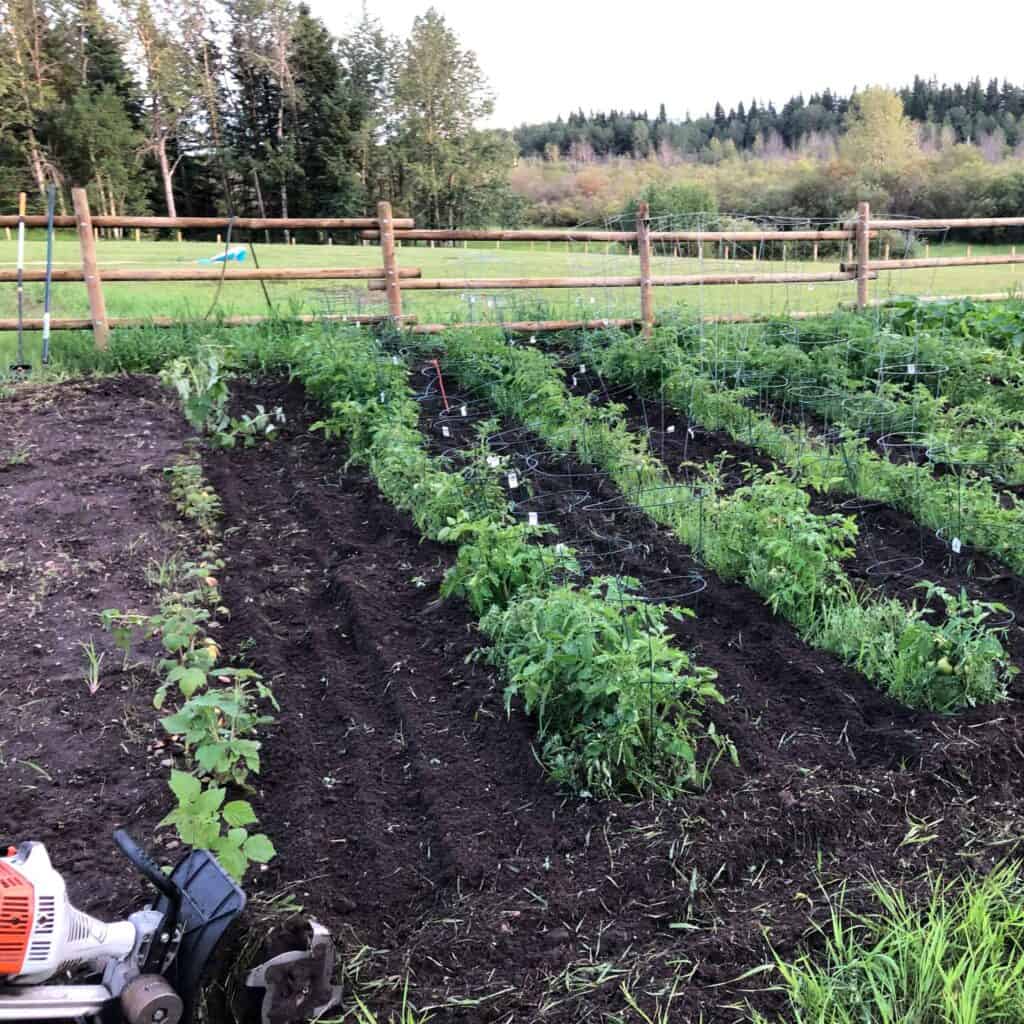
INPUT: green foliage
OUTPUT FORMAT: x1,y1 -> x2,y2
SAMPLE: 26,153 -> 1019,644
480,577 -> 729,797
160,771 -> 276,882
289,327 -> 727,797
164,459 -> 222,536
159,348 -> 285,448
160,669 -> 275,786
762,863 -> 1024,1024
439,517 -> 579,616
623,181 -> 717,224
103,457 -> 277,878
448,327 -> 1012,713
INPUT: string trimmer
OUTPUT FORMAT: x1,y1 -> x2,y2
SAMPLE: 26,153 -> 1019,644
0,832 -> 342,1024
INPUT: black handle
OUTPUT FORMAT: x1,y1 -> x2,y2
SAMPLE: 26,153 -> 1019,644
113,830 -> 181,908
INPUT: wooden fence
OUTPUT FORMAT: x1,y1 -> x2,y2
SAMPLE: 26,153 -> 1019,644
4,190 -> 1024,348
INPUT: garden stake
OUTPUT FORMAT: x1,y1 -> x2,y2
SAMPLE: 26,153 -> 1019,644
41,184 -> 56,365
431,357 -> 451,412
11,192 -> 30,375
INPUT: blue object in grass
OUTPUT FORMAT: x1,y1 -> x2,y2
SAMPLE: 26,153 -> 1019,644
198,246 -> 247,265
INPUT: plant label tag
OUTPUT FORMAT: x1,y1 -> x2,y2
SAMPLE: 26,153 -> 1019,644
952,537 -> 962,554
907,363 -> 917,375
528,512 -> 539,526
441,425 -> 450,438
487,455 -> 500,468
529,335 -> 537,344
572,375 -> 577,387
579,364 -> 587,373
507,471 -> 519,489
666,425 -> 676,434
554,542 -> 567,554
379,391 -> 386,403
460,404 -> 468,417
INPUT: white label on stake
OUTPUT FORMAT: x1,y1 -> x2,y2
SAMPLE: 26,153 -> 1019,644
529,335 -> 537,344
907,363 -> 917,375
666,425 -> 676,434
441,425 -> 450,438
460,404 -> 468,417
952,537 -> 962,554
528,512 -> 539,526
572,375 -> 577,387
579,364 -> 587,373
487,455 -> 500,468
379,391 -> 386,403
507,471 -> 519,489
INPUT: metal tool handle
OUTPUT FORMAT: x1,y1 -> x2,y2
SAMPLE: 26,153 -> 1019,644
113,830 -> 180,907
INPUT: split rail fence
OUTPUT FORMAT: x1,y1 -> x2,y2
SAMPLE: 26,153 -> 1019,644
3,190 -> 1024,349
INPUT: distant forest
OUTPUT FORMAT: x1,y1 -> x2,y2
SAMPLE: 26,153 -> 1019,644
515,78 -> 1024,162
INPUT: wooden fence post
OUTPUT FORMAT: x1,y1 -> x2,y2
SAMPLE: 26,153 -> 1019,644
72,187 -> 109,350
377,200 -> 403,324
636,200 -> 654,339
855,200 -> 870,310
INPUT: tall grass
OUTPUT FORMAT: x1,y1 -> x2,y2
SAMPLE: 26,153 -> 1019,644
762,863 -> 1024,1024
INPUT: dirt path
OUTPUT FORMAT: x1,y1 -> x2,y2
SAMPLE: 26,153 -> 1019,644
0,376 -> 190,916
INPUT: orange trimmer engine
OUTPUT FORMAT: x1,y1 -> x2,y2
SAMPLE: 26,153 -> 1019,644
0,855 -> 33,978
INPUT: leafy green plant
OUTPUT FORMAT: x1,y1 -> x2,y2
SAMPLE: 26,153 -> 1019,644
481,577 -> 729,797
160,347 -> 285,448
160,770 -> 275,882
165,458 -> 223,536
160,670 -> 276,786
80,640 -> 104,695
439,517 -> 579,615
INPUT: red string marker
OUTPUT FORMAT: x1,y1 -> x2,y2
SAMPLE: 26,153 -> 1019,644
431,358 -> 451,413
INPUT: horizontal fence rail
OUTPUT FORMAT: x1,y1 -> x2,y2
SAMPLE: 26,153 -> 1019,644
0,267 -> 421,283
1,193 -> 1023,349
843,254 -> 1024,272
358,228 -> 871,243
0,313 -> 417,331
850,217 -> 1024,230
0,214 -> 415,230
367,270 -> 868,291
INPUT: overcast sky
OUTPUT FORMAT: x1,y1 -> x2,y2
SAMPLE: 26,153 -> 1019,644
311,0 -> 1022,128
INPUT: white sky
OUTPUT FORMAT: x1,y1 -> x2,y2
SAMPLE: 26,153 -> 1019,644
311,0 -> 1023,128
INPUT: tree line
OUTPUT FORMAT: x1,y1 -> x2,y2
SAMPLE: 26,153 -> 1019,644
516,76 -> 1024,164
0,0 -> 517,227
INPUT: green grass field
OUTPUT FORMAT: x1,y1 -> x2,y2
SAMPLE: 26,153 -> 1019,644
1,233 -> 1022,369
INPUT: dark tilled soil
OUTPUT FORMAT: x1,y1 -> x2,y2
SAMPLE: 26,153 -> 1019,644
8,373 -> 1024,1024
0,376 -> 192,916
201,374 -> 1024,1022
